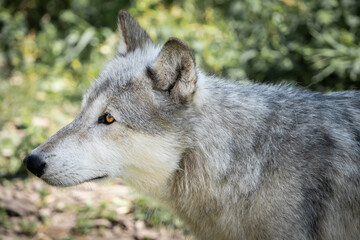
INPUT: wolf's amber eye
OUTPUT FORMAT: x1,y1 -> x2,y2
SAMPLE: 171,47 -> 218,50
105,113 -> 115,124
98,112 -> 115,125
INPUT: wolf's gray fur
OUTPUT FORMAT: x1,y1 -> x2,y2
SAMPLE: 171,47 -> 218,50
24,11 -> 360,240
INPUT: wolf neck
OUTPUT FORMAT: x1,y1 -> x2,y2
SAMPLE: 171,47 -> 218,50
162,73 -> 267,236
180,72 -> 265,194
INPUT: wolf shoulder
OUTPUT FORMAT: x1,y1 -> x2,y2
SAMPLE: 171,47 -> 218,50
206,80 -> 360,124
197,79 -> 360,165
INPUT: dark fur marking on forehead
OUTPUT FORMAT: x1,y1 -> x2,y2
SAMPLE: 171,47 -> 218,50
84,76 -> 133,111
84,80 -> 110,108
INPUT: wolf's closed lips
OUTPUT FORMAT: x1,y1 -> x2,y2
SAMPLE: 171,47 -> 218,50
87,175 -> 108,182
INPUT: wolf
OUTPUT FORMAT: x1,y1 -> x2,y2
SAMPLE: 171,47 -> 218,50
24,10 -> 360,240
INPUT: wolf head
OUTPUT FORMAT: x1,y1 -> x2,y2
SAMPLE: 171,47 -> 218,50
23,11 -> 198,194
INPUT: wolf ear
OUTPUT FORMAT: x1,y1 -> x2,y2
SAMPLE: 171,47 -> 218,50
117,10 -> 153,54
150,38 -> 197,104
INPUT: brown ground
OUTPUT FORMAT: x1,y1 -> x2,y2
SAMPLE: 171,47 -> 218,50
0,178 -> 189,240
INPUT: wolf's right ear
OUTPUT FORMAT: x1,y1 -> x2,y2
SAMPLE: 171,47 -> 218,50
117,10 -> 153,54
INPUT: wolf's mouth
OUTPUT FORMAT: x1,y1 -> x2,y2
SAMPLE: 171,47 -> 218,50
41,174 -> 109,187
86,174 -> 108,182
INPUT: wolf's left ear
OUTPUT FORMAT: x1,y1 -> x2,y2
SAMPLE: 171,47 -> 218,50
150,38 -> 197,104
117,10 -> 153,54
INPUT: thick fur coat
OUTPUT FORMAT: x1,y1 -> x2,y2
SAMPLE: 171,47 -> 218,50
24,11 -> 360,240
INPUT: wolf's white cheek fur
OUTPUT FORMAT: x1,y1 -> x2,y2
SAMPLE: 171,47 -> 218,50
119,132 -> 184,196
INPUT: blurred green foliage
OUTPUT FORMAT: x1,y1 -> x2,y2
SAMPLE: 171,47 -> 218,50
0,0 -> 360,178
0,207 -> 13,229
71,201 -> 116,235
133,196 -> 187,231
18,219 -> 37,236
197,0 -> 360,90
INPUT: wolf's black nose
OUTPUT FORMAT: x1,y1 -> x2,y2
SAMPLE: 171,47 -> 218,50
23,154 -> 46,177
